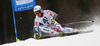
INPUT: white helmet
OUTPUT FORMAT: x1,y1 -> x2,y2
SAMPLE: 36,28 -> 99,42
33,5 -> 43,13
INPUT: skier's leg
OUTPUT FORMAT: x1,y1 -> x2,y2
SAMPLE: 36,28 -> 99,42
39,25 -> 60,35
54,21 -> 76,33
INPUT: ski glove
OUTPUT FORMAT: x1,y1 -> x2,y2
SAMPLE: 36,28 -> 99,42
50,19 -> 55,26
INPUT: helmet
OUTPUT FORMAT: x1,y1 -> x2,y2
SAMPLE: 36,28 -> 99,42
33,5 -> 43,13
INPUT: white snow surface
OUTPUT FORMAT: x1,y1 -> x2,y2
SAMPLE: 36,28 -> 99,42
1,24 -> 100,46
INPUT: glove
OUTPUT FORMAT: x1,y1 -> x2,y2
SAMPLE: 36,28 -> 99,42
50,19 -> 55,26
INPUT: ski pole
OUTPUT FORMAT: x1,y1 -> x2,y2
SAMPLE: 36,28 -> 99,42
38,23 -> 42,37
61,21 -> 94,25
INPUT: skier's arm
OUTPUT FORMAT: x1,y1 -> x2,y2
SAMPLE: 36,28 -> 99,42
34,19 -> 39,32
47,10 -> 57,26
49,10 -> 58,20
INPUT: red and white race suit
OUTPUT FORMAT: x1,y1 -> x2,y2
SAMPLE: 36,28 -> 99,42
34,10 -> 74,34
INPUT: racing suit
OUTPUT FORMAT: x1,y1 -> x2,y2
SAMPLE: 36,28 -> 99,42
34,10 -> 74,35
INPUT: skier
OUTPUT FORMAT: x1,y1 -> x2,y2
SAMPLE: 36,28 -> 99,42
33,5 -> 76,36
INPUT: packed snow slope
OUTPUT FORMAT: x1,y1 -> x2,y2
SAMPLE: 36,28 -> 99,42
1,24 -> 100,46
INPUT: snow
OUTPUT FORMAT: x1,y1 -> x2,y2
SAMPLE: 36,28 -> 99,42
1,24 -> 100,46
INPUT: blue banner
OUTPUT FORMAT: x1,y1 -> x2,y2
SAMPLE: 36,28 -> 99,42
12,0 -> 36,12
11,0 -> 36,42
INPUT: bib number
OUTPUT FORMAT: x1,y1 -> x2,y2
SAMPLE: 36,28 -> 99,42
43,17 -> 49,24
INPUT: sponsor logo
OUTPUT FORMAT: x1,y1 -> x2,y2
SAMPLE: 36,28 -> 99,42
43,29 -> 49,31
16,0 -> 22,1
17,4 -> 33,10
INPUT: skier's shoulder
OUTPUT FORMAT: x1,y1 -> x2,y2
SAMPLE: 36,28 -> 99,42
43,10 -> 53,14
43,10 -> 53,15
43,10 -> 50,12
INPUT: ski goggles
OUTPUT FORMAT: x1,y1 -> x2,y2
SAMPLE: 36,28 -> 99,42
34,11 -> 41,15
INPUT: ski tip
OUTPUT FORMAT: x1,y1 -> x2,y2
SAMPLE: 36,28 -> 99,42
79,30 -> 93,33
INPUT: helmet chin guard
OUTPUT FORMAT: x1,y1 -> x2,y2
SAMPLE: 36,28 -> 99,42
33,5 -> 43,13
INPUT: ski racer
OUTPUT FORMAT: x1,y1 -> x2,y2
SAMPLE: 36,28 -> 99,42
33,5 -> 77,36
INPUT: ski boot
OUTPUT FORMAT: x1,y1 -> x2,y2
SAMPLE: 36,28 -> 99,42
34,33 -> 41,40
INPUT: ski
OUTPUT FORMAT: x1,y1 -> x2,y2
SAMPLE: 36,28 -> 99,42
61,21 -> 94,25
78,30 -> 93,34
61,30 -> 93,36
34,30 -> 93,40
34,32 -> 62,40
